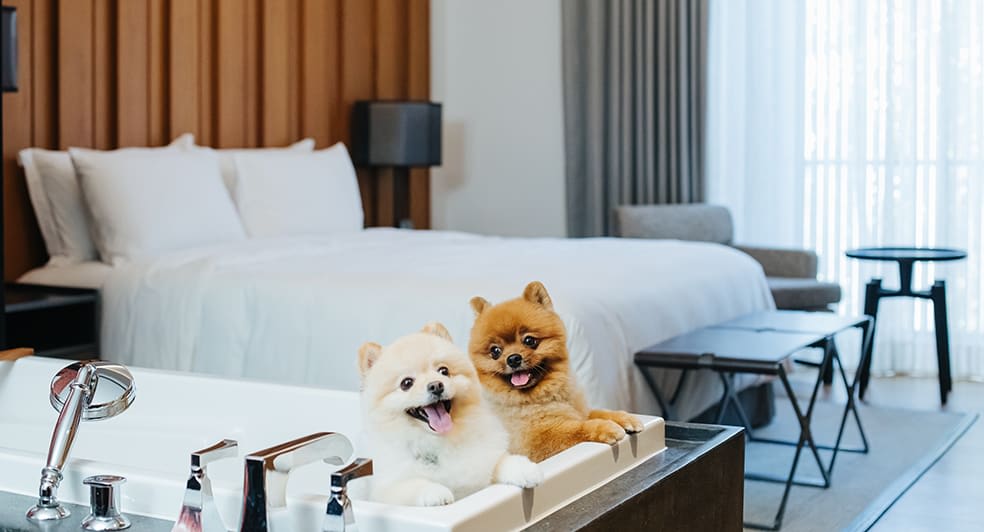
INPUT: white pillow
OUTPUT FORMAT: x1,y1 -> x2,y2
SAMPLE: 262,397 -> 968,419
70,149 -> 245,263
233,142 -> 364,238
195,138 -> 316,196
18,133 -> 195,265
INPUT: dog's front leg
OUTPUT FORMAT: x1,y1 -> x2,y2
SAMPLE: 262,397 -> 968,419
493,453 -> 543,488
525,418 -> 625,462
588,409 -> 645,433
373,477 -> 455,506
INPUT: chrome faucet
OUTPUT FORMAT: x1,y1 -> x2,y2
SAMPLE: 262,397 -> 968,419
27,361 -> 135,522
323,458 -> 372,532
172,439 -> 239,532
238,432 -> 354,532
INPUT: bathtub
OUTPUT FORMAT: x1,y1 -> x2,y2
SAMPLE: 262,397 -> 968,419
0,357 -> 666,531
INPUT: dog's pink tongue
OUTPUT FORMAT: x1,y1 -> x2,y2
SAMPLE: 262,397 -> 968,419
423,403 -> 453,434
511,371 -> 531,387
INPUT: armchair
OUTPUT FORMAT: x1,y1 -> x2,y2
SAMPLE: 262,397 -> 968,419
615,204 -> 841,311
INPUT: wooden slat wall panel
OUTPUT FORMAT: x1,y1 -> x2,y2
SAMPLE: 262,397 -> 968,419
197,0 -> 214,146
148,0 -> 168,145
215,0 -> 246,148
375,0 -> 407,99
300,0 -> 337,147
30,0 -> 55,149
243,0 -> 259,147
286,0 -> 300,142
262,0 -> 289,146
2,0 -> 430,278
169,0 -> 199,138
93,0 -> 115,149
116,0 -> 149,146
57,0 -> 94,148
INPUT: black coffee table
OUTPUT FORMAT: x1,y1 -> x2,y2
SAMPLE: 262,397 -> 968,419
636,327 -> 832,530
846,247 -> 967,404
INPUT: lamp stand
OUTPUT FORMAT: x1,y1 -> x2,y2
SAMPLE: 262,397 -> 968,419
376,166 -> 413,229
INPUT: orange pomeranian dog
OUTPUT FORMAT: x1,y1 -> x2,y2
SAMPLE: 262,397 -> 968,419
468,281 -> 643,462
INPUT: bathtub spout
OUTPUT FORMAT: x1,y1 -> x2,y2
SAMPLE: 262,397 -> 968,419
172,439 -> 239,532
238,432 -> 354,532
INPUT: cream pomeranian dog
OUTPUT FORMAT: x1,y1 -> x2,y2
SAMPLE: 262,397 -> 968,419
358,322 -> 542,506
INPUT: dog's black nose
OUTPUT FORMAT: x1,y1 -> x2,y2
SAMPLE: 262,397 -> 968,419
507,354 -> 523,368
427,381 -> 444,396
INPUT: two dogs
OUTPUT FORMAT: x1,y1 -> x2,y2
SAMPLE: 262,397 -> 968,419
358,282 -> 641,505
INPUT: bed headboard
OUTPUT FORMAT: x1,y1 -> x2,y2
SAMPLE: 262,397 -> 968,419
1,0 -> 431,280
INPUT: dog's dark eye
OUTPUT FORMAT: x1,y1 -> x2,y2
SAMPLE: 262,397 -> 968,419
523,335 -> 539,348
400,377 -> 414,391
490,346 -> 502,359
437,366 -> 449,376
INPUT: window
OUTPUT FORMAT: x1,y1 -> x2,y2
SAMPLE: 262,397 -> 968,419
709,0 -> 984,378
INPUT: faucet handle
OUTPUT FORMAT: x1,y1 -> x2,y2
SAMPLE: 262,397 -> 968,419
192,439 -> 238,470
173,439 -> 238,532
331,458 -> 373,491
324,459 -> 372,532
239,432 -> 354,532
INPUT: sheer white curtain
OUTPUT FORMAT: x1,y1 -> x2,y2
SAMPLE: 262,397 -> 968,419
707,0 -> 984,379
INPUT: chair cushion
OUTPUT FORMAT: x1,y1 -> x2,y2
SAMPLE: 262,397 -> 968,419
767,277 -> 842,310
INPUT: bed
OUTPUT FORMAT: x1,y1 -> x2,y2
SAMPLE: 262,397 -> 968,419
15,137 -> 775,419
21,228 -> 774,419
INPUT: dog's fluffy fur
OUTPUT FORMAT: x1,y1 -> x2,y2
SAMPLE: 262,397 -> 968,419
468,282 -> 644,463
358,322 -> 542,506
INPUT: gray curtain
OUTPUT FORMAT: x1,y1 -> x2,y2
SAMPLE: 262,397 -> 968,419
562,0 -> 708,237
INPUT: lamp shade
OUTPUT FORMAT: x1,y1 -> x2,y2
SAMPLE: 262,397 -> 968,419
352,101 -> 441,167
1,6 -> 15,93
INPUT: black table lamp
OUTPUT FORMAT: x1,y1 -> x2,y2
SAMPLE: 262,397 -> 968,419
352,101 -> 441,228
1,5 -> 16,349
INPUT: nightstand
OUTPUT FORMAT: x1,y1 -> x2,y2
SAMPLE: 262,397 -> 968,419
4,283 -> 98,359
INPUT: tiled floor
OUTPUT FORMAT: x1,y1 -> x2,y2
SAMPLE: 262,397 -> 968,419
857,377 -> 983,531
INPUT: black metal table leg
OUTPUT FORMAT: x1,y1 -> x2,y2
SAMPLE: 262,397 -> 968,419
639,365 -> 674,419
825,328 -> 871,475
715,372 -> 756,430
930,280 -> 952,404
859,278 -> 882,400
669,369 -> 690,405
744,361 -> 832,531
821,341 -> 836,385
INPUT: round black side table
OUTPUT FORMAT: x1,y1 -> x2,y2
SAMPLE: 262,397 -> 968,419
846,247 -> 967,405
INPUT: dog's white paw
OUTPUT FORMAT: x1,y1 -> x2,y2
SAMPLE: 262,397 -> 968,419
416,483 -> 455,506
495,454 -> 543,488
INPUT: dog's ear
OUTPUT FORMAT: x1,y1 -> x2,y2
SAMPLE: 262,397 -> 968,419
358,342 -> 382,375
470,296 -> 491,317
421,322 -> 453,342
523,281 -> 554,310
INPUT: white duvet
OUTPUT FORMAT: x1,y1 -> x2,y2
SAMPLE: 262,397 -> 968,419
99,229 -> 774,418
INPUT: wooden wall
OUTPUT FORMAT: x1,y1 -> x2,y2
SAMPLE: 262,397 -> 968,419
1,0 -> 430,279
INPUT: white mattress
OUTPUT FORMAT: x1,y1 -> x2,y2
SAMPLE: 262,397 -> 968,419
83,228 -> 774,419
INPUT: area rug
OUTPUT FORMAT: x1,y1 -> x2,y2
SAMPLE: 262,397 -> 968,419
742,393 -> 977,531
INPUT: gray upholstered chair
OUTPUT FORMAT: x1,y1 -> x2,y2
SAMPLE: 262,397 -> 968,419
615,204 -> 841,311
